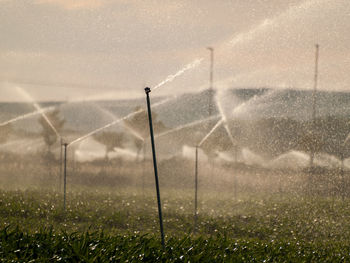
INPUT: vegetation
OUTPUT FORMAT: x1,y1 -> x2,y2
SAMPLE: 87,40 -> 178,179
2,228 -> 350,262
0,93 -> 349,261
38,109 -> 65,156
124,106 -> 167,159
223,117 -> 350,160
94,131 -> 126,160
0,123 -> 12,144
2,188 -> 350,261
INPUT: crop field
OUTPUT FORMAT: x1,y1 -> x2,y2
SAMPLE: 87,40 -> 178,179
1,176 -> 350,262
1,0 -> 350,261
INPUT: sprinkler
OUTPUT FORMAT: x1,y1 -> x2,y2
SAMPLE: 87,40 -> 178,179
310,44 -> 319,168
207,47 -> 214,118
144,87 -> 165,249
142,141 -> 146,195
59,138 -> 63,192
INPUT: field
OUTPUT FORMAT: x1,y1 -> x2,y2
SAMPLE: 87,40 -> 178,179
1,164 -> 350,262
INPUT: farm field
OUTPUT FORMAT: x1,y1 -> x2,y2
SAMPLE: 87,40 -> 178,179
2,183 -> 350,261
1,0 -> 350,261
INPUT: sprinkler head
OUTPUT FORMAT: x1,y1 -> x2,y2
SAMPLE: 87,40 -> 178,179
145,87 -> 151,94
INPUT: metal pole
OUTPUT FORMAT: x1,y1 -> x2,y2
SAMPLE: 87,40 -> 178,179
194,146 -> 199,232
341,153 -> 345,200
63,143 -> 68,211
207,47 -> 214,117
59,138 -> 63,192
144,87 -> 165,249
142,141 -> 146,195
310,44 -> 319,167
312,44 -> 319,124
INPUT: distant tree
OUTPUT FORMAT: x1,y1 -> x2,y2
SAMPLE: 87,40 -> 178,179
295,117 -> 350,168
249,118 -> 302,157
200,123 -> 232,161
0,123 -> 12,144
298,131 -> 324,153
316,117 -> 350,163
297,127 -> 324,167
38,109 -> 65,157
124,106 -> 167,159
94,131 -> 125,161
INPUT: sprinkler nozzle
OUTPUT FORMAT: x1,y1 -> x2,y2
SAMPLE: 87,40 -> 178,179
145,87 -> 151,94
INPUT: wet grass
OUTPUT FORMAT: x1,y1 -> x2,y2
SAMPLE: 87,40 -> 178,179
2,228 -> 350,262
1,188 -> 350,261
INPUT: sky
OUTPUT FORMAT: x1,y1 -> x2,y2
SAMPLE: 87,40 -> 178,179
0,0 -> 349,101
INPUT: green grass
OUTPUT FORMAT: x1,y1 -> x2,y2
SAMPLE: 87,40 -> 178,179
1,188 -> 350,261
2,227 -> 350,262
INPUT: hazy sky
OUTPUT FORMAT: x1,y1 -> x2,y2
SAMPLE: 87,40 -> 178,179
0,0 -> 349,101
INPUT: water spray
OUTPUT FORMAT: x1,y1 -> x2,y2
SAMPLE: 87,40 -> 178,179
144,87 -> 165,249
0,106 -> 55,127
68,96 -> 177,147
155,115 -> 220,139
228,0 -> 325,49
58,94 -> 181,211
198,119 -> 223,147
68,108 -> 143,147
191,118 -> 233,228
16,87 -> 61,139
92,102 -> 145,142
215,91 -> 237,148
152,58 -> 203,91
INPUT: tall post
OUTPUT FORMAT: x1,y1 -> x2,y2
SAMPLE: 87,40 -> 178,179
207,47 -> 214,117
63,143 -> 68,211
310,44 -> 319,167
144,87 -> 165,249
142,141 -> 146,195
194,145 -> 199,232
341,152 -> 345,200
59,138 -> 63,192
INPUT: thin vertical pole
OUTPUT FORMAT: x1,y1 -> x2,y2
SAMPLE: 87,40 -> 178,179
341,154 -> 345,200
72,145 -> 75,173
207,47 -> 214,117
312,44 -> 319,124
142,141 -> 146,195
144,87 -> 165,249
194,146 -> 199,232
310,44 -> 319,167
59,138 -> 63,192
63,143 -> 68,211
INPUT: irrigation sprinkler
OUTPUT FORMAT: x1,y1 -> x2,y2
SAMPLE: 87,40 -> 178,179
63,143 -> 68,211
194,145 -> 199,232
207,47 -> 214,117
142,142 -> 146,195
144,87 -> 165,249
310,44 -> 319,168
340,152 -> 345,200
59,138 -> 63,192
